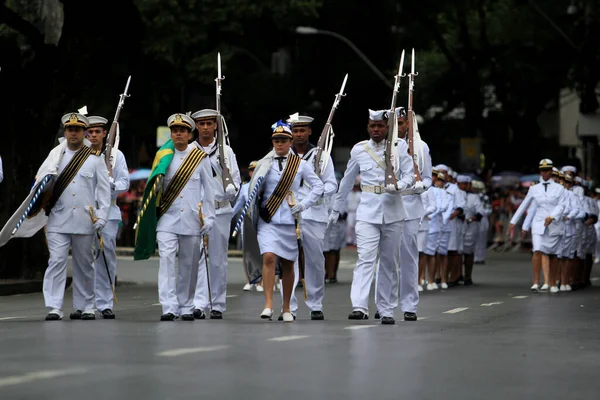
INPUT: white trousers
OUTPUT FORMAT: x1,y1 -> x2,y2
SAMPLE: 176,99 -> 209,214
280,220 -> 327,313
346,211 -> 357,245
94,220 -> 119,310
157,232 -> 201,316
398,218 -> 420,313
352,220 -> 403,318
475,217 -> 489,262
44,233 -> 95,311
194,213 -> 231,312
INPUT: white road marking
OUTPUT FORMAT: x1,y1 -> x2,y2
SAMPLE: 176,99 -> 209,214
157,345 -> 229,357
344,325 -> 377,330
151,303 -> 161,306
0,368 -> 88,388
268,335 -> 310,342
416,316 -> 429,320
512,296 -> 528,299
591,277 -> 599,282
226,295 -> 238,298
443,307 -> 468,314
0,316 -> 28,321
481,302 -> 504,307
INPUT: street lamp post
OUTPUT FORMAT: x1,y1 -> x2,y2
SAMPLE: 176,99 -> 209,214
295,26 -> 393,90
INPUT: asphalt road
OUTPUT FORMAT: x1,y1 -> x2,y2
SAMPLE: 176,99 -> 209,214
1,250 -> 599,400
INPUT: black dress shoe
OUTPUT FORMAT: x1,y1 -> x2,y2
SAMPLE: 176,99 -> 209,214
81,312 -> 95,320
404,312 -> 417,321
45,313 -> 62,321
193,309 -> 206,319
348,311 -> 368,320
101,309 -> 115,319
464,278 -> 473,286
69,310 -> 82,320
160,313 -> 176,321
435,278 -> 441,284
328,277 -> 338,284
278,313 -> 296,321
310,311 -> 324,320
374,311 -> 381,320
381,316 -> 395,325
210,310 -> 223,319
181,314 -> 194,321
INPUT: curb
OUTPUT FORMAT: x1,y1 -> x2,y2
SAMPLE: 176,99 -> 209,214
115,248 -> 243,258
0,277 -> 72,297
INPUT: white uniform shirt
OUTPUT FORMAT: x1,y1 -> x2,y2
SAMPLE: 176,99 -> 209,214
510,178 -> 565,236
419,186 -> 437,231
106,150 -> 130,221
259,154 -> 324,225
402,141 -> 433,221
46,147 -> 111,234
292,146 -> 337,223
197,141 -> 241,215
156,144 -> 216,235
429,186 -> 452,233
232,181 -> 250,216
464,192 -> 484,220
333,138 -> 414,224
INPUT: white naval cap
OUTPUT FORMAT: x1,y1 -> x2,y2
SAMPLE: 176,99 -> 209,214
435,164 -> 449,172
539,158 -> 553,169
552,167 -> 560,174
191,109 -> 218,121
575,176 -> 583,184
271,120 -> 293,139
368,109 -> 387,121
451,171 -> 458,179
457,175 -> 471,183
394,107 -> 407,118
61,113 -> 89,128
87,116 -> 108,128
287,112 -> 314,126
167,113 -> 195,130
437,172 -> 446,180
561,165 -> 577,174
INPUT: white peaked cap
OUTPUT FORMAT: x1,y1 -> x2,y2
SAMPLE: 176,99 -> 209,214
435,164 -> 449,172
561,165 -> 577,173
191,109 -> 218,120
88,116 -> 108,127
286,112 -> 314,126
457,175 -> 471,183
368,109 -> 387,121
167,113 -> 195,130
61,113 -> 89,128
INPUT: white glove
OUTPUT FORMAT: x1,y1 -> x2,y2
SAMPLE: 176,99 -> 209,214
327,211 -> 340,228
199,223 -> 212,237
225,184 -> 237,197
290,202 -> 307,214
109,177 -> 116,191
385,183 -> 400,194
412,181 -> 425,194
93,218 -> 107,232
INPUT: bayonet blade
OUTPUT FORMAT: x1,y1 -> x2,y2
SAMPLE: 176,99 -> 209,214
411,48 -> 415,75
123,75 -> 131,96
399,49 -> 405,79
339,73 -> 348,95
217,52 -> 222,79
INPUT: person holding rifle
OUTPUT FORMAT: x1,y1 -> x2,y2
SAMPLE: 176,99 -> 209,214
86,115 -> 130,319
329,109 -> 414,325
191,109 -> 241,320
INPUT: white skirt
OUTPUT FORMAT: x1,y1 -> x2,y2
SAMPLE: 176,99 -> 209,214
532,233 -> 561,255
417,230 -> 428,253
257,219 -> 298,261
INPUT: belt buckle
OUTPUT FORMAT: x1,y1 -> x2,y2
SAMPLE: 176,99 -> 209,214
374,186 -> 382,194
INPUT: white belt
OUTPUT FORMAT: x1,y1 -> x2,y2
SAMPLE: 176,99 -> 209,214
215,199 -> 230,209
361,184 -> 385,194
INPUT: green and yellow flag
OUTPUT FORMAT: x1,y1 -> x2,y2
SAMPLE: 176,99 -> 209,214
133,140 -> 175,260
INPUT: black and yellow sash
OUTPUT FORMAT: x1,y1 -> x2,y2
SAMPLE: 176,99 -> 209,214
261,153 -> 301,223
157,147 -> 207,218
44,146 -> 96,216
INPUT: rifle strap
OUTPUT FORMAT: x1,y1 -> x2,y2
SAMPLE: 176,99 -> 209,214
263,154 -> 301,222
158,147 -> 207,218
44,146 -> 96,215
362,143 -> 386,170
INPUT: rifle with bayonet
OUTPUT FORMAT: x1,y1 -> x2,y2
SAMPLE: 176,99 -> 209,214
384,51 -> 406,189
313,74 -> 348,177
105,76 -> 131,178
215,53 -> 235,191
407,49 -> 422,182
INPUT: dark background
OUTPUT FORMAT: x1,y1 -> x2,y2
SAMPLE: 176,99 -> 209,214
0,0 -> 598,278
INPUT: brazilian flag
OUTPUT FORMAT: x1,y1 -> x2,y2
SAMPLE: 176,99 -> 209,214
133,140 -> 175,260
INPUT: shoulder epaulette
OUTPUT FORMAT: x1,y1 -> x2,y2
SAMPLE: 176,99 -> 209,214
93,150 -> 102,156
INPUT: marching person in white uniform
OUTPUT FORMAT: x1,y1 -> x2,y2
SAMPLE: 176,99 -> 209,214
418,170 -> 443,290
249,120 -> 323,322
330,109 -> 414,325
509,159 -> 565,293
457,175 -> 484,285
276,114 -> 337,320
86,115 -> 130,319
474,182 -> 492,264
191,109 -> 241,319
156,113 -> 215,321
44,113 -> 111,321
394,107 -> 431,321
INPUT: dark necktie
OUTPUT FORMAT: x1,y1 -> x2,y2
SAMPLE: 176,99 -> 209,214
275,157 -> 286,172
543,183 -> 549,192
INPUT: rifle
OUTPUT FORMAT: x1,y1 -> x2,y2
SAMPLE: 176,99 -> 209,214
286,191 -> 307,300
215,53 -> 235,191
384,51 -> 406,189
313,74 -> 348,177
407,49 -> 422,182
105,76 -> 131,178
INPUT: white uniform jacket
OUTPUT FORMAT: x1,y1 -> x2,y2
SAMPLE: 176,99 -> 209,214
197,141 -> 241,215
510,178 -> 565,236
